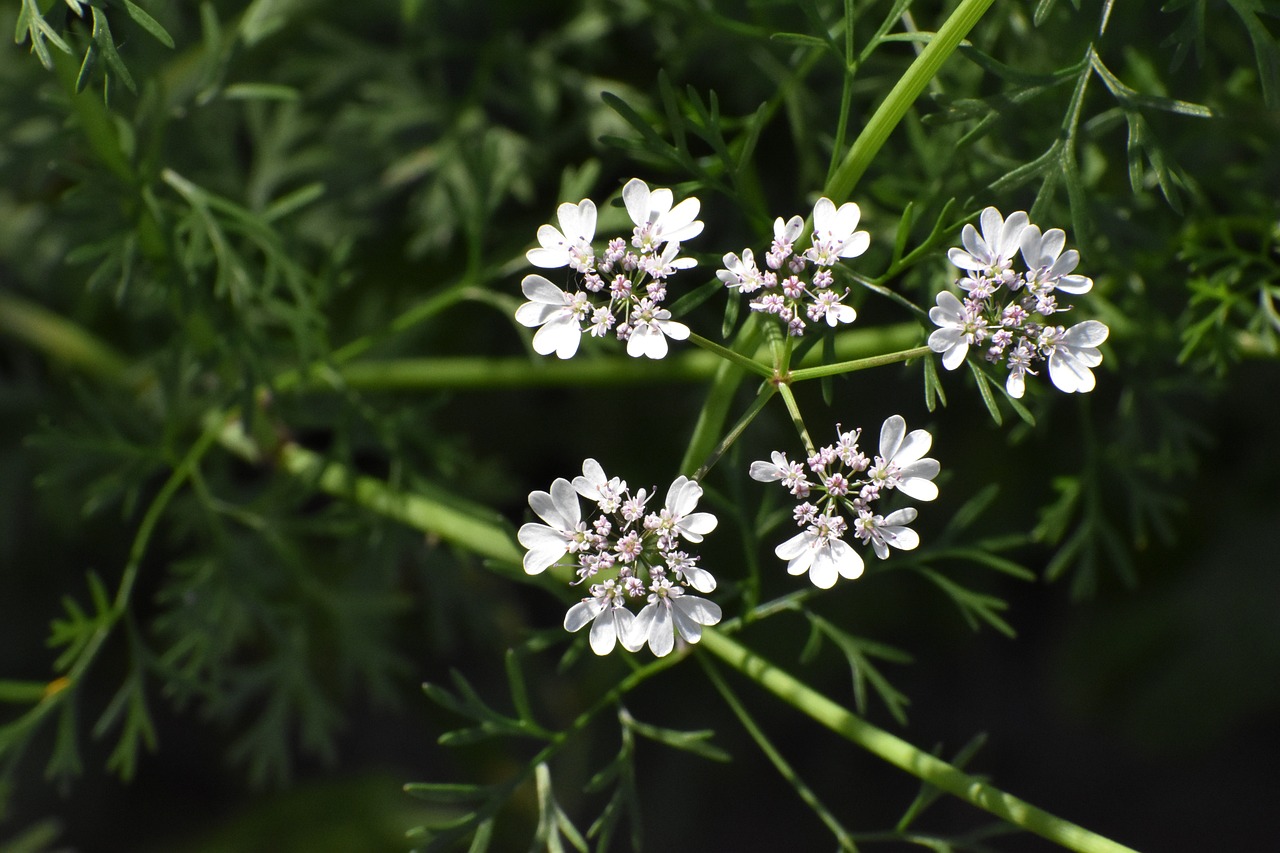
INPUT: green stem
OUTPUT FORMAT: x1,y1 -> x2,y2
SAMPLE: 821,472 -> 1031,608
702,656 -> 859,852
825,0 -> 996,201
693,385 -> 778,481
697,630 -> 1139,853
777,383 -> 816,455
0,292 -> 138,389
678,314 -> 765,476
687,332 -> 774,379
789,344 -> 932,382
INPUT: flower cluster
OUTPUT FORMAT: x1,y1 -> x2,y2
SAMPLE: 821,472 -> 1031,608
717,198 -> 869,336
517,459 -> 721,657
516,179 -> 703,360
928,207 -> 1110,397
749,416 -> 938,588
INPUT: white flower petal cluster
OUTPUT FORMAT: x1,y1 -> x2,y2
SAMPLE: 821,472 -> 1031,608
750,416 -> 939,589
717,197 -> 868,337
929,206 -> 1109,397
519,459 -> 721,657
516,179 -> 702,360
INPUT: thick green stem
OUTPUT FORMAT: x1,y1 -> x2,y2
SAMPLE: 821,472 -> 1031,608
697,630 -> 1139,853
825,0 -> 996,201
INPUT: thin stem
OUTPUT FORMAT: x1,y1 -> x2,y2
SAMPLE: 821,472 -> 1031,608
697,630 -> 1140,853
701,656 -> 859,852
825,0 -> 997,201
776,383 -> 816,455
693,385 -> 778,481
687,332 -> 775,379
789,344 -> 932,382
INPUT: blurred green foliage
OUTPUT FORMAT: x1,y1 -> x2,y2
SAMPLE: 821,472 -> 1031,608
2,0 -> 1279,850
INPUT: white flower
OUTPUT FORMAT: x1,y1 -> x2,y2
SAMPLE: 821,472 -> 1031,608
876,415 -> 939,502
526,199 -> 597,272
517,477 -> 583,574
928,290 -> 978,370
855,508 -> 921,560
626,298 -> 689,359
810,289 -> 856,326
1044,320 -> 1109,393
948,207 -> 1030,276
805,198 -> 870,266
564,581 -> 635,655
622,178 -> 703,251
572,458 -> 627,513
628,578 -> 722,657
659,475 -> 718,543
515,274 -> 586,359
717,249 -> 766,293
775,522 -> 864,589
1019,225 -> 1092,295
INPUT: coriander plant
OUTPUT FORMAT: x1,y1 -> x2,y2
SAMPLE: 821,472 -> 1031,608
3,0 -> 1278,851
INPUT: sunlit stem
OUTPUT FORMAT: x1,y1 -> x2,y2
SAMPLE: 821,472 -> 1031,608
697,630 -> 1140,853
776,383 -> 816,456
693,385 -> 779,482
701,656 -> 859,852
687,331 -> 774,379
789,345 -> 932,382
825,0 -> 997,202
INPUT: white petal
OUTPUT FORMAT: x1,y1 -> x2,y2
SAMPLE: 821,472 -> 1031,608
749,460 -> 784,482
678,512 -> 718,541
622,179 -> 650,226
521,274 -> 568,304
879,415 -> 906,460
533,314 -> 582,359
776,530 -> 814,561
1006,370 -> 1026,398
681,565 -> 717,593
590,608 -> 630,655
665,476 -> 700,516
941,341 -> 968,371
892,428 -> 932,465
657,319 -> 690,341
515,301 -> 559,328
807,545 -> 840,589
1048,351 -> 1094,393
897,477 -> 939,502
647,605 -> 674,657
1064,320 -> 1109,348
829,537 -> 864,580
564,599 -> 603,633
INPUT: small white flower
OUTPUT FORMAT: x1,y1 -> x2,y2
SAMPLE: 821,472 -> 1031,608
572,458 -> 627,513
622,178 -> 704,251
855,507 -> 921,560
805,198 -> 870,266
928,290 -> 976,370
810,289 -> 856,326
659,476 -> 718,543
526,199 -> 597,272
775,523 -> 864,589
1019,225 -> 1092,295
717,249 -> 766,293
564,581 -> 635,656
517,478 -> 583,574
1005,340 -> 1037,398
876,415 -> 939,502
628,578 -> 721,657
626,298 -> 689,359
1045,320 -> 1109,393
948,207 -> 1030,276
515,274 -> 586,359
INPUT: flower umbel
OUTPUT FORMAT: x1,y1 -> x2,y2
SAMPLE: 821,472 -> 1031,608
750,416 -> 939,588
516,179 -> 702,360
929,206 -> 1110,397
520,459 -> 721,656
718,197 -> 868,336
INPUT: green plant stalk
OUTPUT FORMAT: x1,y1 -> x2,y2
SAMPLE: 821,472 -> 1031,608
788,344 -> 932,382
825,0 -> 997,202
0,293 -> 135,387
696,630 -> 1139,853
701,656 -> 859,852
687,332 -> 774,378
